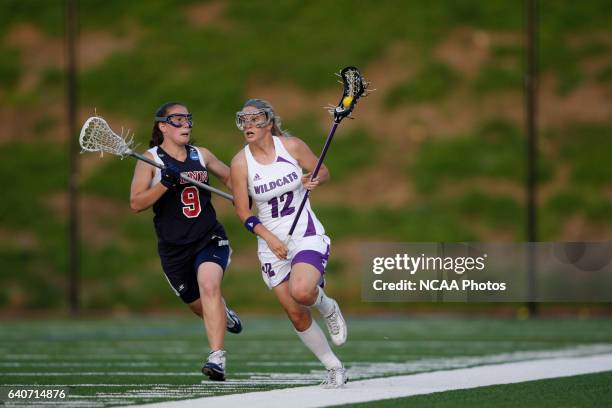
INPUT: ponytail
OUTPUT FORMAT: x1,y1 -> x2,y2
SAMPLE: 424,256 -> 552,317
271,119 -> 291,137
150,123 -> 164,147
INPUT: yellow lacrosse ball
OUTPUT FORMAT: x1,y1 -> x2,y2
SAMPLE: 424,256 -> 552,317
342,96 -> 353,108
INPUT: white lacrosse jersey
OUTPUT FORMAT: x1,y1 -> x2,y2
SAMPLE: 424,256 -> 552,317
245,136 -> 325,250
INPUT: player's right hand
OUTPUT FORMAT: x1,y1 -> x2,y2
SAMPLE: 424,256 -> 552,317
161,163 -> 181,189
302,172 -> 321,191
266,234 -> 288,260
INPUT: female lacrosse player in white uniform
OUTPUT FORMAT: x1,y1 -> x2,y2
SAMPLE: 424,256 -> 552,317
230,99 -> 348,388
130,102 -> 242,382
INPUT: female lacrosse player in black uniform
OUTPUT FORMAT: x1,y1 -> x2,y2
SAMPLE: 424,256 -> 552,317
130,102 -> 241,381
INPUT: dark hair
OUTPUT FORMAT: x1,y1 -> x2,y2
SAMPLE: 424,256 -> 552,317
150,101 -> 184,147
243,98 -> 290,137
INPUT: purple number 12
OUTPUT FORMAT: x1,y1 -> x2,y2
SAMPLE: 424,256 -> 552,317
268,192 -> 295,218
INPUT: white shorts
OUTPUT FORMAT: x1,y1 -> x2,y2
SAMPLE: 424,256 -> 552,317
258,234 -> 331,289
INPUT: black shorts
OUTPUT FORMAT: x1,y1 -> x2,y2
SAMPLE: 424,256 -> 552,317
158,227 -> 231,304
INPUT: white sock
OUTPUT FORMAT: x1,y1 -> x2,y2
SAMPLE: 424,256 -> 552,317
296,320 -> 342,370
311,287 -> 335,316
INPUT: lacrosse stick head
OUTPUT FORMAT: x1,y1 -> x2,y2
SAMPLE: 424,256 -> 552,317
331,66 -> 369,123
79,116 -> 134,157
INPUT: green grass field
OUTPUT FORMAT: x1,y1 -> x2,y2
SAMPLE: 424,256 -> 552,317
1,316 -> 611,407
347,371 -> 612,407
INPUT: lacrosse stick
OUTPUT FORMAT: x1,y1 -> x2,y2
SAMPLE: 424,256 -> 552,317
79,116 -> 234,201
286,66 -> 369,241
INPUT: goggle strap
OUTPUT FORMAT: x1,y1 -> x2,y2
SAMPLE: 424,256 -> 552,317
155,114 -> 192,122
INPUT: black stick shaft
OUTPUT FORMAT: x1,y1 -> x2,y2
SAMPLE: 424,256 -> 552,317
287,122 -> 339,238
129,151 -> 234,201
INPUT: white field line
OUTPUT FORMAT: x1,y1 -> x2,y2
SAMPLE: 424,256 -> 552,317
133,353 -> 612,408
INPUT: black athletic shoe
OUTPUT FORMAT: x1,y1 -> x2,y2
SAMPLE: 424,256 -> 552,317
202,350 -> 226,381
225,306 -> 243,334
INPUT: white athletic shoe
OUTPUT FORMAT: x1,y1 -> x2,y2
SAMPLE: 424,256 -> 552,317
321,366 -> 348,389
324,300 -> 347,346
202,350 -> 226,381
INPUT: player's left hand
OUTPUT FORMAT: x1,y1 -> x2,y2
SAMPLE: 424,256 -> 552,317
302,172 -> 320,191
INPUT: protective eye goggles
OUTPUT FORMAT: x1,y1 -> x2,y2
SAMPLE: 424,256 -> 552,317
235,108 -> 272,131
156,113 -> 193,128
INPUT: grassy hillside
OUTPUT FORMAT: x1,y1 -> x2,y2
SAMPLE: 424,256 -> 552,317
1,0 -> 611,312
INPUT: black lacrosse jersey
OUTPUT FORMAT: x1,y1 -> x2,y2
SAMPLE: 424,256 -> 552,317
148,145 -> 219,245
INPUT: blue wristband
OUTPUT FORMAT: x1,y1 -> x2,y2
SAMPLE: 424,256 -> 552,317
244,216 -> 261,233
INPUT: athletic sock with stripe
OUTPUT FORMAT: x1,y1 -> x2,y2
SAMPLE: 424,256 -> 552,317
295,320 -> 342,370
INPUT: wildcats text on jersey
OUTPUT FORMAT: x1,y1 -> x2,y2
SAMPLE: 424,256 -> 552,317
254,172 -> 299,195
